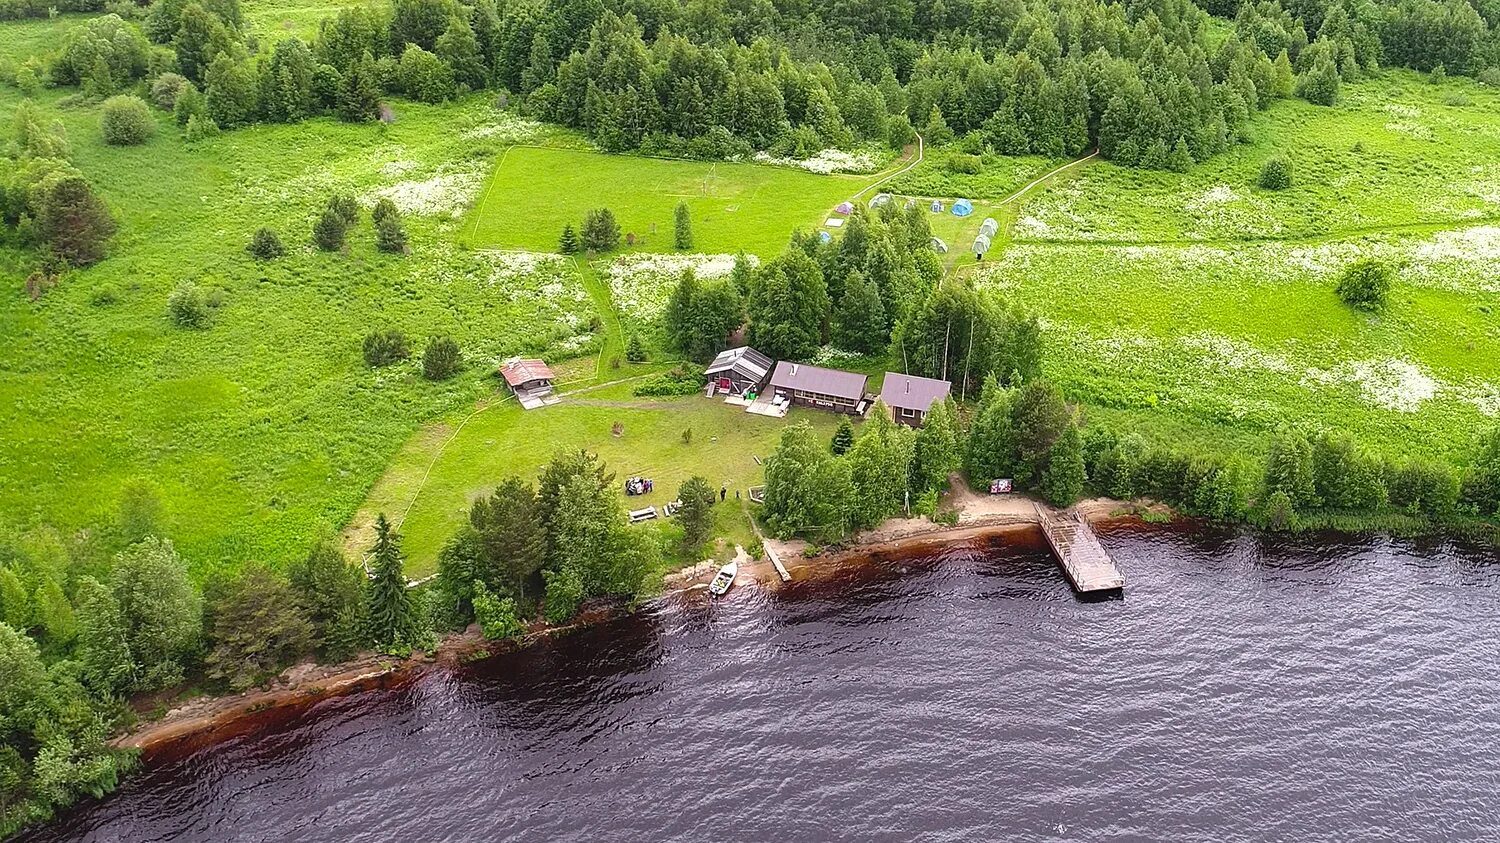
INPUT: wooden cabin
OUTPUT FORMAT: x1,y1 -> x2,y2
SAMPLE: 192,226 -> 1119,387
704,346 -> 773,396
879,372 -> 952,426
767,361 -> 869,415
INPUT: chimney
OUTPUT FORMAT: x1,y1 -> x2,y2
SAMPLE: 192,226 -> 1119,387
905,379 -> 910,394
791,364 -> 799,376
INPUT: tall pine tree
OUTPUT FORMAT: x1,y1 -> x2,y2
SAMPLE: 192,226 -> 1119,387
365,514 -> 422,651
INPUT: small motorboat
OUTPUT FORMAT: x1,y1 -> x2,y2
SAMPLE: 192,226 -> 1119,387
708,560 -> 737,597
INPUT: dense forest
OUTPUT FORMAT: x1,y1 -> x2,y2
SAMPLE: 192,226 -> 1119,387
5,0 -> 1500,170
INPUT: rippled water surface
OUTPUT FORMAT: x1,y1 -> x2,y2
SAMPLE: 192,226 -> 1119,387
23,525 -> 1500,842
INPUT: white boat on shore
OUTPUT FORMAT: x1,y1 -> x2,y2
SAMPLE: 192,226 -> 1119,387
708,560 -> 737,597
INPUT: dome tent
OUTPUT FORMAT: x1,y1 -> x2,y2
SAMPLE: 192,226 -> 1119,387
930,199 -> 943,213
869,193 -> 893,208
834,201 -> 854,214
973,233 -> 992,255
952,198 -> 973,217
930,237 -> 948,253
978,217 -> 999,238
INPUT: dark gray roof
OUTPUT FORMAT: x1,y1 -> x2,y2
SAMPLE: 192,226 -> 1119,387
769,361 -> 867,400
879,372 -> 952,413
705,346 -> 773,381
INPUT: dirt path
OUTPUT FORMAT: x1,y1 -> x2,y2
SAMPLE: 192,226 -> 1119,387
852,134 -> 926,201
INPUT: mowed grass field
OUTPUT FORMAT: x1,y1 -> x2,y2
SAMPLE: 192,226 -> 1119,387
348,381 -> 841,575
464,146 -> 871,257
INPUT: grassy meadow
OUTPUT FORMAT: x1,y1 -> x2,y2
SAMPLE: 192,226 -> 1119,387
464,145 -> 869,257
0,74 -> 605,573
975,72 -> 1500,464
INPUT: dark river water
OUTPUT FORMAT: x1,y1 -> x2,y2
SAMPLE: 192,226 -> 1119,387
22,524 -> 1500,842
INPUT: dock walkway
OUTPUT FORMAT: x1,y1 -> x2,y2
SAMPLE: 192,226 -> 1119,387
1035,504 -> 1124,594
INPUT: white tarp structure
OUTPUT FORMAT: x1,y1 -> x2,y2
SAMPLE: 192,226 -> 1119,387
979,217 -> 999,238
973,233 -> 992,255
869,193 -> 893,208
931,237 -> 949,253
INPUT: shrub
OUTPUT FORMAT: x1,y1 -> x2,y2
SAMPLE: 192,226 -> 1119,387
246,227 -> 286,260
15,63 -> 41,97
150,72 -> 188,110
173,81 -> 204,127
398,45 -> 454,103
36,176 -> 116,266
472,583 -> 524,641
183,113 -> 218,141
1257,155 -> 1291,190
946,152 -> 982,174
1335,258 -> 1394,311
168,282 -> 208,328
312,207 -> 348,251
422,336 -> 461,380
362,330 -> 410,367
1442,92 -> 1470,107
1480,67 -> 1500,87
1260,489 -> 1295,531
581,208 -> 620,252
632,366 -> 703,396
100,95 -> 155,145
91,285 -> 119,306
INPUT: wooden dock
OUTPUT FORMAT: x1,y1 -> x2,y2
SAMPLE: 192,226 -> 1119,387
1035,505 -> 1124,594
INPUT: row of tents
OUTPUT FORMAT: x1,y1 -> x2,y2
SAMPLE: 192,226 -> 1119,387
828,194 -> 996,256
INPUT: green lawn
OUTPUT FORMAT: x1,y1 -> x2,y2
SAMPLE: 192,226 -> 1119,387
349,380 -> 842,575
463,146 -> 870,257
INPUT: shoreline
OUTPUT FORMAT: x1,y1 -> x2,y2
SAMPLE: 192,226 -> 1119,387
117,496 -> 1143,756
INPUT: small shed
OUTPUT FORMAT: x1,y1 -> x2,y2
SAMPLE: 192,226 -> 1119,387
979,217 -> 1000,238
869,193 -> 893,209
834,201 -> 854,215
930,199 -> 944,213
973,233 -> 992,255
705,346 -> 774,397
952,198 -> 974,217
930,237 -> 949,253
500,357 -> 556,409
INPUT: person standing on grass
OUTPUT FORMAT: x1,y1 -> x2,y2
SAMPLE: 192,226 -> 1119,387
720,486 -> 727,502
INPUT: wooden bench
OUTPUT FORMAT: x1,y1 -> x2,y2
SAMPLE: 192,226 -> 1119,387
628,507 -> 658,524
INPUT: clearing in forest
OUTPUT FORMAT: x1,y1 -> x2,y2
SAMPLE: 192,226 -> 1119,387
464,146 -> 870,257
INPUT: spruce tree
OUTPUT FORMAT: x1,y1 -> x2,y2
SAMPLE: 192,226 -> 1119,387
375,213 -> 407,254
312,207 -> 348,251
247,227 -> 286,260
831,416 -> 855,455
365,514 -> 421,651
338,51 -> 381,122
625,333 -> 646,363
1041,419 -> 1086,506
582,208 -> 620,252
558,224 -> 580,254
673,201 -> 693,250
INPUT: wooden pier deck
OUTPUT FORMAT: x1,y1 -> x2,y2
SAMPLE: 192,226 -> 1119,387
1035,505 -> 1124,594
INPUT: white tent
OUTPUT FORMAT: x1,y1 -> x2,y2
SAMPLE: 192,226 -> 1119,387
978,217 -> 999,238
930,237 -> 949,253
973,233 -> 992,255
869,193 -> 893,208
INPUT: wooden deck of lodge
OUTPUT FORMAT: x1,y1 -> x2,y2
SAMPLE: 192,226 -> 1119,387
1035,505 -> 1124,594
